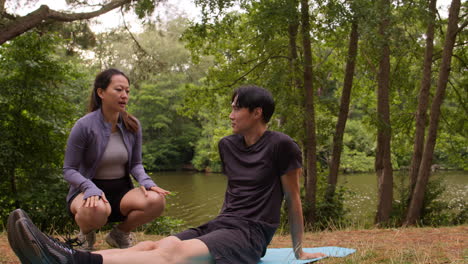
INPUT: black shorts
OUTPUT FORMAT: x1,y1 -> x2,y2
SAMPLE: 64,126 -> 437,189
67,176 -> 133,223
174,216 -> 276,264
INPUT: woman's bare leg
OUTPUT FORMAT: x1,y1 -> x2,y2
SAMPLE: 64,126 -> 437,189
116,188 -> 165,232
70,193 -> 111,234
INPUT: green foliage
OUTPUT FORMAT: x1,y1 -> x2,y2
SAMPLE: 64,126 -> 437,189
131,76 -> 201,171
280,173 -> 350,233
183,88 -> 231,172
340,120 -> 375,172
310,173 -> 350,230
391,173 -> 467,227
138,192 -> 186,235
134,0 -> 158,19
142,216 -> 186,235
0,31 -> 88,231
93,18 -> 211,171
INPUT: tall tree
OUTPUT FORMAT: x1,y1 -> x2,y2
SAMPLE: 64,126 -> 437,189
326,15 -> 359,201
287,0 -> 301,93
300,0 -> 318,223
404,0 -> 463,226
408,0 -> 437,202
375,0 -> 393,225
0,0 -> 160,45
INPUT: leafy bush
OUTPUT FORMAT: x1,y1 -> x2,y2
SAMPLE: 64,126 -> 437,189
279,173 -> 350,233
0,31 -> 88,232
391,174 -> 467,227
142,216 -> 186,235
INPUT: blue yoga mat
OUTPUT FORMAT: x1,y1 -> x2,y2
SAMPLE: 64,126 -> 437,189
259,247 -> 356,263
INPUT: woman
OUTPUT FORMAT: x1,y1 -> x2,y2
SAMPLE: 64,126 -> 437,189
63,68 -> 169,251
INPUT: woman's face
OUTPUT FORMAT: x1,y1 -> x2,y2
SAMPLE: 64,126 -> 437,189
97,74 -> 130,113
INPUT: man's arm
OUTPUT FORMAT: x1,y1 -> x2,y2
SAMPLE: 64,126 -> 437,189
281,168 -> 326,260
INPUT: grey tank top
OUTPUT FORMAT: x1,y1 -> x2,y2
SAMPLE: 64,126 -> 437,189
94,131 -> 128,180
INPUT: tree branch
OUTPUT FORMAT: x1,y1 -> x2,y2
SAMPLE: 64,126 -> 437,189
448,79 -> 468,114
120,8 -> 166,70
454,20 -> 467,35
0,0 -> 134,45
223,56 -> 273,89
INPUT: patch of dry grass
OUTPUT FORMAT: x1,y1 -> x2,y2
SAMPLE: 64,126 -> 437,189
1,226 -> 466,263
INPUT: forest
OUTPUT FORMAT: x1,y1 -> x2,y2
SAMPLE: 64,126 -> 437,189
0,0 -> 466,233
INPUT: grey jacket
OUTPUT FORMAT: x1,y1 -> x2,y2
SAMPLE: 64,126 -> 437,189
63,109 -> 156,202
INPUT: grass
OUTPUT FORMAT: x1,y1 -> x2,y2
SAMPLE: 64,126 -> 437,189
1,225 -> 466,263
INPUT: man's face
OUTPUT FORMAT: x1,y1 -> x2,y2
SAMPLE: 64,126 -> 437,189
229,96 -> 261,134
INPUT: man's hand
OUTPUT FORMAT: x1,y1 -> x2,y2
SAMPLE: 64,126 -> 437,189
298,251 -> 327,260
282,168 -> 327,261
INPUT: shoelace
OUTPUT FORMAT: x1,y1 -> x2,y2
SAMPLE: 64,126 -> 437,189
46,235 -> 77,254
63,236 -> 84,249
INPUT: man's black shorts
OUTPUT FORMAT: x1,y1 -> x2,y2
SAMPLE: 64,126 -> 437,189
174,216 -> 276,264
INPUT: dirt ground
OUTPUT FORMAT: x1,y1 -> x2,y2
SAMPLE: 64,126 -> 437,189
1,225 -> 466,263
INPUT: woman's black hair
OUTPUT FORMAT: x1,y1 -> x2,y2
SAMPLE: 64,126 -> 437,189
88,68 -> 138,133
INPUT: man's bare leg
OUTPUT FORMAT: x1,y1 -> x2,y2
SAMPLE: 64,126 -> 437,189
97,236 -> 214,264
92,240 -> 160,255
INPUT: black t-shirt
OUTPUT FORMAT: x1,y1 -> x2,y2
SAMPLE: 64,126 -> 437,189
218,130 -> 302,226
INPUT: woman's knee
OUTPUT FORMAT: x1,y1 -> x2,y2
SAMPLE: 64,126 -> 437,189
146,192 -> 166,215
75,201 -> 110,223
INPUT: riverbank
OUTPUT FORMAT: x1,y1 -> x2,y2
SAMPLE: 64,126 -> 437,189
1,225 -> 466,263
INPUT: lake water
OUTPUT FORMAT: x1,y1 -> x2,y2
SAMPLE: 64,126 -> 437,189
150,171 -> 467,228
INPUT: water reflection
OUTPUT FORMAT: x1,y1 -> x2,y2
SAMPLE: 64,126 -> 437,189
150,171 -> 467,228
151,171 -> 226,228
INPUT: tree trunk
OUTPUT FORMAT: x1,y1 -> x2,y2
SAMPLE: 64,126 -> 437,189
404,0 -> 461,226
375,0 -> 393,225
287,0 -> 301,90
300,0 -> 317,223
326,19 -> 359,201
287,3 -> 307,192
408,0 -> 437,202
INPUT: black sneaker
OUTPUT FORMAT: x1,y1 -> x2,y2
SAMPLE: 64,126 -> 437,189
7,209 -> 32,261
9,218 -> 76,264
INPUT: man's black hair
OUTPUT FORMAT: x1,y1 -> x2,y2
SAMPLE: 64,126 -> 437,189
232,85 -> 275,123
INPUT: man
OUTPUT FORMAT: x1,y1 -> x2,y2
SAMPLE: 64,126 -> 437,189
8,85 -> 325,264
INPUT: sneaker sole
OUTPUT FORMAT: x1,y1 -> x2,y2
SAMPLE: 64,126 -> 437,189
7,209 -> 32,264
14,218 -> 72,264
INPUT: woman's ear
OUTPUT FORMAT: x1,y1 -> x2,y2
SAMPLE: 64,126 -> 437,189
96,88 -> 104,99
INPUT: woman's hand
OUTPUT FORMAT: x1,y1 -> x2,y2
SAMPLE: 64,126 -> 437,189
140,186 -> 171,197
83,193 -> 109,208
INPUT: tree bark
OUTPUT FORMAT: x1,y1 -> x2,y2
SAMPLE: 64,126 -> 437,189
326,19 -> 359,201
0,0 -> 6,14
408,0 -> 437,202
375,0 -> 393,225
288,18 -> 301,90
0,0 -> 135,45
300,0 -> 317,223
404,0 -> 461,226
